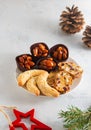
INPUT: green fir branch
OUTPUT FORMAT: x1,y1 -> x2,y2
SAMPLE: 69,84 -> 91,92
59,106 -> 91,130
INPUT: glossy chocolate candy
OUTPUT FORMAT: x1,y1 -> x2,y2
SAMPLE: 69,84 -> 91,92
16,54 -> 35,72
50,44 -> 69,62
30,42 -> 49,62
37,57 -> 57,72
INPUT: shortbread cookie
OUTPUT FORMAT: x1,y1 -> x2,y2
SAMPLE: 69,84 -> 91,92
47,71 -> 73,94
26,76 -> 40,96
58,62 -> 83,78
17,69 -> 47,86
36,71 -> 60,97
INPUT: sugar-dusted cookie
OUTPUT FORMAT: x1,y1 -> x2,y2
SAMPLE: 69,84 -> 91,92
58,62 -> 83,78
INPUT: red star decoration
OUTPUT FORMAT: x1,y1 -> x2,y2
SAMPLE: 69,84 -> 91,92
9,109 -> 52,130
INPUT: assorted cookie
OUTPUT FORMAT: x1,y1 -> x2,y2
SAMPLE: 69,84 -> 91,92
58,62 -> 83,78
17,69 -> 60,97
16,43 -> 83,97
47,70 -> 73,94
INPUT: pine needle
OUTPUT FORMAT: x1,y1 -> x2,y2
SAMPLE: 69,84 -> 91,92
59,106 -> 91,130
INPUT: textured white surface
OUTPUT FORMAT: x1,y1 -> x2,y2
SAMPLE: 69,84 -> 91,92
0,0 -> 91,129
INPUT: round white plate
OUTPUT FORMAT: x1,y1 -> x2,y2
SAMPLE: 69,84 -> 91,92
16,57 -> 82,96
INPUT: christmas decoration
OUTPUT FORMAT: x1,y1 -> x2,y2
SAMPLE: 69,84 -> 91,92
82,25 -> 91,48
59,5 -> 85,34
59,106 -> 91,130
0,106 -> 52,130
10,109 -> 52,130
0,106 -> 16,128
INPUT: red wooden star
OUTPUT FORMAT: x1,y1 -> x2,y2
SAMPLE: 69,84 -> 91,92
9,109 -> 52,130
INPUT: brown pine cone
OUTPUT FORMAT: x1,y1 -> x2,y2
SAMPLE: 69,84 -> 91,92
82,25 -> 91,48
59,5 -> 85,34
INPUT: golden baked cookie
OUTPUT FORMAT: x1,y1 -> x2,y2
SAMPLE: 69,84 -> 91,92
17,69 -> 59,97
26,76 -> 40,96
36,71 -> 60,97
58,62 -> 83,78
47,71 -> 73,94
17,69 -> 48,86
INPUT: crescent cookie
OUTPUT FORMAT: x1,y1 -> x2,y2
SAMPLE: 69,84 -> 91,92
58,62 -> 83,78
36,71 -> 60,97
17,69 -> 47,86
26,76 -> 40,96
47,71 -> 73,94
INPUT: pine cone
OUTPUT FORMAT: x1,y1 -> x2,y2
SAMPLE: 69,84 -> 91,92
82,25 -> 91,48
59,5 -> 85,34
